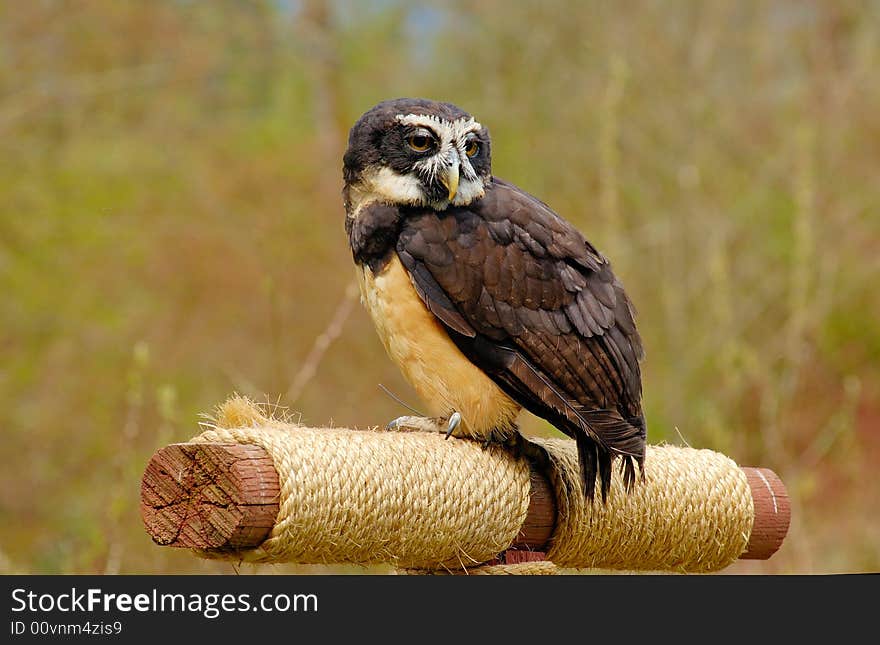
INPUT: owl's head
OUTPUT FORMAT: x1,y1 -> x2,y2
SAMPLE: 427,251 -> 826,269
343,98 -> 492,212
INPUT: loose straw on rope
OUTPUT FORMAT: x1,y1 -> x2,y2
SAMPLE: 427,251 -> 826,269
140,396 -> 790,573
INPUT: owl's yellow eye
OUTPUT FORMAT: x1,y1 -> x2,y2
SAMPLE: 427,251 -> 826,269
407,131 -> 434,153
465,139 -> 479,157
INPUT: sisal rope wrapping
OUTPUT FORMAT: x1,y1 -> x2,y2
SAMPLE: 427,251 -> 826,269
190,397 -> 754,572
533,438 -> 754,572
192,420 -> 531,570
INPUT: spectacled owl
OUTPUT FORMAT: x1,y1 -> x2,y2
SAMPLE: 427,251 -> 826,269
343,98 -> 646,500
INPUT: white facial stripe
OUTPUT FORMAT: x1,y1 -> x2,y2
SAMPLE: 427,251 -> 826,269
396,113 -> 483,140
366,166 -> 486,211
370,167 -> 426,205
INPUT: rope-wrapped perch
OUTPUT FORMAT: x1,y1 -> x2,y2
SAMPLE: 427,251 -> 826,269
140,399 -> 789,572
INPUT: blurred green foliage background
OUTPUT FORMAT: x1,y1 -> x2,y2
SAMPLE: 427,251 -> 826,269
1,0 -> 878,574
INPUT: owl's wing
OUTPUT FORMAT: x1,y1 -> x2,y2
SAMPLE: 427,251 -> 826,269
396,178 -> 646,499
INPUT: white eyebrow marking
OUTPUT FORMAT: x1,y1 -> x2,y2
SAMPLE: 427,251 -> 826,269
396,113 -> 483,139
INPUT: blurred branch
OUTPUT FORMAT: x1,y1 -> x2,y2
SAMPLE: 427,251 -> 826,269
285,280 -> 359,405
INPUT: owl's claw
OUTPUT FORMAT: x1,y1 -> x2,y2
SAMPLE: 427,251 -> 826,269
444,412 -> 461,440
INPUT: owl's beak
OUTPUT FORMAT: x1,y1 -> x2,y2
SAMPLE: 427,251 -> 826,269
440,162 -> 460,201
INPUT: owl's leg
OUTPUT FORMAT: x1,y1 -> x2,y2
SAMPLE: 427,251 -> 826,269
386,411 -> 461,438
504,430 -> 552,471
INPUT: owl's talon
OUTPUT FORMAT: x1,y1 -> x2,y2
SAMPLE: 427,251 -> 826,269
444,412 -> 462,440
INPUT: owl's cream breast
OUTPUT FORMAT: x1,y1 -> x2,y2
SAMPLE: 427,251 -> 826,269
356,254 -> 520,440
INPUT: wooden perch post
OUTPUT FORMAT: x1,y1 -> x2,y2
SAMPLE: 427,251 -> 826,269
141,428 -> 790,571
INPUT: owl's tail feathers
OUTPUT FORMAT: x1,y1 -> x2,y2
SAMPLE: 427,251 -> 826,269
575,409 -> 646,502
